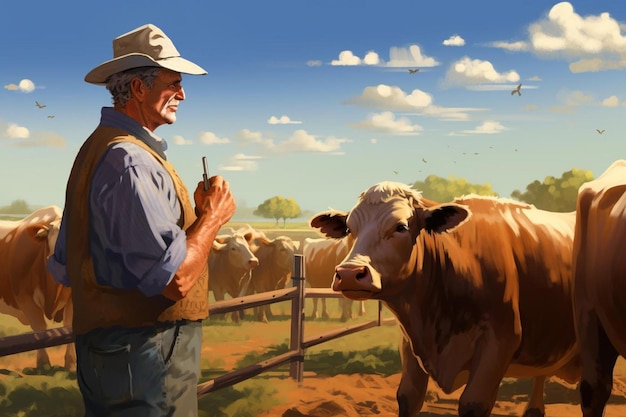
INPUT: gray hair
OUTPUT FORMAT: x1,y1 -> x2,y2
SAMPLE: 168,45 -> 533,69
106,67 -> 161,107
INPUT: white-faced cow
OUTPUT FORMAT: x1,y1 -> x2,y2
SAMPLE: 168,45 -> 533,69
302,236 -> 366,322
208,225 -> 259,322
247,232 -> 300,322
0,205 -> 75,370
310,182 -> 580,417
572,159 -> 626,417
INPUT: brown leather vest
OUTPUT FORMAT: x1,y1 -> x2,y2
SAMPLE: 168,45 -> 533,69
64,126 -> 208,335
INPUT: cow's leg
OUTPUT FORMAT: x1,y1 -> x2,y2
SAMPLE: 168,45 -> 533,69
358,300 -> 366,317
18,300 -> 51,369
578,310 -> 618,417
458,327 -> 518,417
397,336 -> 428,417
339,298 -> 352,322
522,376 -> 545,417
321,298 -> 329,320
310,297 -> 319,319
211,290 -> 227,321
62,301 -> 76,371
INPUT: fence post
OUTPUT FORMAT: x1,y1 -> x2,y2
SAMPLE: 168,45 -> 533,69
289,254 -> 306,383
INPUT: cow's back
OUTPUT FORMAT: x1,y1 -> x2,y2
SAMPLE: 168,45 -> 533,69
449,197 -> 577,369
303,237 -> 351,288
574,160 -> 626,355
0,206 -> 67,320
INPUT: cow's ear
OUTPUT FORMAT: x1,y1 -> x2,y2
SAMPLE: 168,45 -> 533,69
423,203 -> 470,234
293,241 -> 301,251
310,210 -> 349,239
34,225 -> 50,240
212,240 -> 227,251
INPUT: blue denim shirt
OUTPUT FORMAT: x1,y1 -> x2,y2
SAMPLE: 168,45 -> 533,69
47,107 -> 187,297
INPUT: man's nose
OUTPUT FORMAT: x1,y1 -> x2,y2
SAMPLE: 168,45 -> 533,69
176,86 -> 186,100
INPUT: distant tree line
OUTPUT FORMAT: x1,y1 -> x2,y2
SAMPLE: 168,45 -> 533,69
0,167 -> 596,223
411,167 -> 594,212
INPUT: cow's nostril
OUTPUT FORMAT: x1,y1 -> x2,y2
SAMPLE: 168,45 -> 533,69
356,269 -> 367,280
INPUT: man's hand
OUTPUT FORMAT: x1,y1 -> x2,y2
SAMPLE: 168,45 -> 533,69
193,176 -> 236,225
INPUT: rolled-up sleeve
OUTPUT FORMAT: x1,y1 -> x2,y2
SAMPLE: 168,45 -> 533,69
46,217 -> 70,287
90,144 -> 187,297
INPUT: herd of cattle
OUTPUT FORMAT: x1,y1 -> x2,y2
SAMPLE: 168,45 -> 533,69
1,159 -> 626,417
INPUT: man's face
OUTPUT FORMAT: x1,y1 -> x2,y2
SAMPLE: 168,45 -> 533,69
142,69 -> 185,130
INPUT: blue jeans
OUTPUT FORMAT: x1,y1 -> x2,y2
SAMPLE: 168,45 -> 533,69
75,320 -> 202,417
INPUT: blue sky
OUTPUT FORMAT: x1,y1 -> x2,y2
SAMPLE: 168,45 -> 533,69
2,0 -> 626,215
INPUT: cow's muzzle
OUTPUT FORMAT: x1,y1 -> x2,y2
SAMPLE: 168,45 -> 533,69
332,264 -> 381,299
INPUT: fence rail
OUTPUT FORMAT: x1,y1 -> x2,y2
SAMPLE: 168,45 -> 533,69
0,254 -> 397,398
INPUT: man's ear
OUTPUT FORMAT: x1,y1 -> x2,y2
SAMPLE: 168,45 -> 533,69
129,77 -> 146,101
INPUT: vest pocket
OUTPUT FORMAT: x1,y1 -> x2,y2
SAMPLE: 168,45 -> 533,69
89,344 -> 133,403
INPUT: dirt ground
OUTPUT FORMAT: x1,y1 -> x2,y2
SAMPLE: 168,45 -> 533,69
256,373 -> 626,417
3,337 -> 626,416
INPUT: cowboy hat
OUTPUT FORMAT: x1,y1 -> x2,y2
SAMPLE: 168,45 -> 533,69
85,24 -> 207,85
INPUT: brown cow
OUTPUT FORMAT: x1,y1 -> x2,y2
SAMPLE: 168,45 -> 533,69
572,159 -> 626,417
0,205 -> 75,370
302,236 -> 366,322
311,182 -> 580,417
208,226 -> 259,322
247,233 -> 300,322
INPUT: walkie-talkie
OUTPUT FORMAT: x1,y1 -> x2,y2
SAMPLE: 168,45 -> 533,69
202,156 -> 210,191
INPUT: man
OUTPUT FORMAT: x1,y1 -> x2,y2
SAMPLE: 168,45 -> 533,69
47,24 -> 235,416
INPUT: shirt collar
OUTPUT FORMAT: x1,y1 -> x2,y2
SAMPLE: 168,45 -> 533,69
99,107 -> 168,159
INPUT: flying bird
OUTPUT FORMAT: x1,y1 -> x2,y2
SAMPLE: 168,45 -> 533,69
421,158 -> 427,163
511,83 -> 522,96
408,68 -> 420,74
35,100 -> 46,109
393,170 -> 399,175
596,129 -> 605,135
47,115 -> 55,119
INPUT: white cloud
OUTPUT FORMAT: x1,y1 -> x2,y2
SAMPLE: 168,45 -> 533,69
444,56 -> 520,86
443,35 -> 465,47
332,50 -> 375,66
172,135 -> 193,145
488,41 -> 529,51
601,95 -> 620,107
370,138 -> 377,144
343,84 -> 486,121
461,120 -> 507,135
6,123 -> 30,139
234,129 -> 276,149
274,129 -> 350,153
386,44 -> 439,67
11,132 -> 65,148
562,90 -> 593,107
3,79 -> 36,93
349,111 -> 423,135
218,153 -> 261,171
490,2 -> 626,73
306,60 -> 322,67
268,115 -> 302,125
199,131 -> 230,145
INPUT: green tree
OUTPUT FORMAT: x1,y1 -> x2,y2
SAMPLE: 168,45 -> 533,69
0,199 -> 31,214
411,175 -> 498,202
511,168 -> 594,212
254,196 -> 302,227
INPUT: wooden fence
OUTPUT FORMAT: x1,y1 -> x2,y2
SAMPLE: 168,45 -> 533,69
0,254 -> 396,398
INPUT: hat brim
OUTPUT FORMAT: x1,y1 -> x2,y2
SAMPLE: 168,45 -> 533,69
84,53 -> 207,85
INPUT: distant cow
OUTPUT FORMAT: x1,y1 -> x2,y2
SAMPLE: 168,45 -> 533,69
208,226 -> 259,322
302,236 -> 365,322
572,159 -> 626,417
247,233 -> 300,322
311,182 -> 580,417
0,206 -> 74,370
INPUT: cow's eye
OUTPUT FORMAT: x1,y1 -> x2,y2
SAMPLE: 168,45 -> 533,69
395,224 -> 409,233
